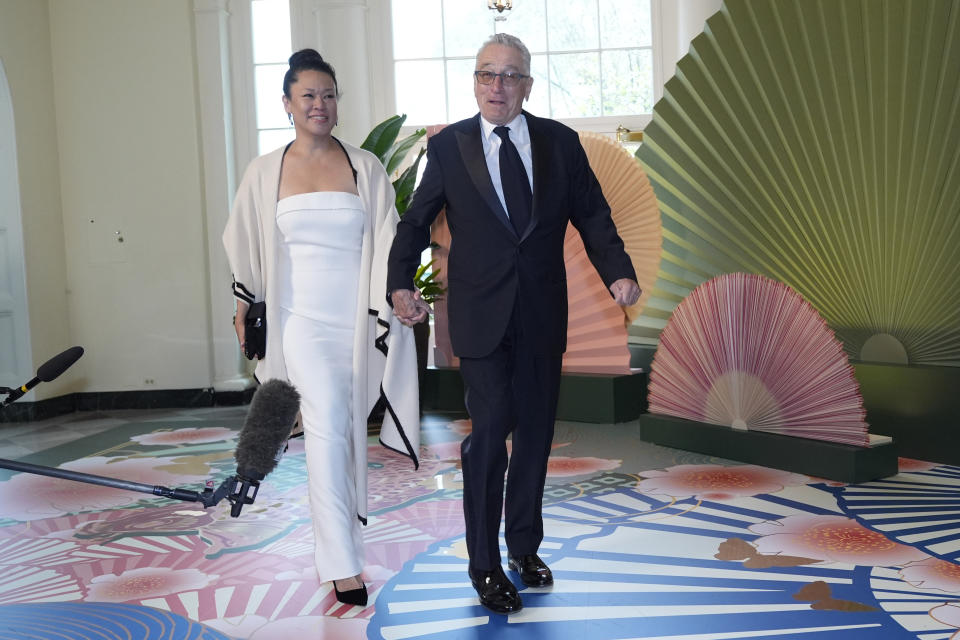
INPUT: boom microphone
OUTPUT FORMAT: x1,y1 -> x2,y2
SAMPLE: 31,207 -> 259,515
2,346 -> 84,406
0,367 -> 302,518
229,379 -> 300,516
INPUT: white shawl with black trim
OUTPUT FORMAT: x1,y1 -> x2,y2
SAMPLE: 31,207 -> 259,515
222,140 -> 420,521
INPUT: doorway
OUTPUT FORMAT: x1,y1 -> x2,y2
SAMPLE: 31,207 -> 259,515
0,58 -> 34,396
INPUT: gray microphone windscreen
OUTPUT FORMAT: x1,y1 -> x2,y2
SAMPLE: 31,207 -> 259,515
37,346 -> 84,382
234,379 -> 301,479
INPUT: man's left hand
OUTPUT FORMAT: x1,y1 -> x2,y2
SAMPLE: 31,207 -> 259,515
609,278 -> 641,306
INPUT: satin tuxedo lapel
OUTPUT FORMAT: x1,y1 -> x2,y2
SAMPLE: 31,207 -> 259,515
455,119 -> 516,238
525,112 -> 551,243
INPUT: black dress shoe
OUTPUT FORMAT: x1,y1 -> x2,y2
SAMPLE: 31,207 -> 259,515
468,566 -> 523,614
333,580 -> 368,606
508,554 -> 553,587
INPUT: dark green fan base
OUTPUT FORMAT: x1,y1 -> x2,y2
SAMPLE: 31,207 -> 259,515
854,362 -> 960,466
422,360 -> 958,475
637,413 -> 898,484
422,367 -> 646,424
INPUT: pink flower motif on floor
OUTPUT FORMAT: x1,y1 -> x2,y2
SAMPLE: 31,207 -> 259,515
929,603 -> 960,637
423,441 -> 462,462
0,456 -> 210,521
899,458 -> 939,472
546,456 -> 620,477
900,557 -> 960,593
85,567 -> 217,602
636,464 -> 808,500
367,444 -> 449,510
750,515 -> 928,566
73,503 -> 216,542
807,476 -> 847,488
362,564 -> 395,583
275,566 -> 319,582
446,419 -> 472,436
130,427 -> 235,446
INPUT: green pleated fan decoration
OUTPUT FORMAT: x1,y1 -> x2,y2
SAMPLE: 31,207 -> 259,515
635,0 -> 960,366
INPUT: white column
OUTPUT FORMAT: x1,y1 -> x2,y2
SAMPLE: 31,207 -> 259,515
293,0 -> 375,146
0,60 -> 34,396
194,0 -> 254,392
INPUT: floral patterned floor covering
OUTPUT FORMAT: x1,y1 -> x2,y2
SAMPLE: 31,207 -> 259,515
1,408 -> 958,639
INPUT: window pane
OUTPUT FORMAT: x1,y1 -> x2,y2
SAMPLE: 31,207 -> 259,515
600,0 -> 651,48
525,54 -> 550,116
396,60 -> 447,125
501,0 -> 547,53
255,64 -> 290,129
392,0 -> 443,59
447,59 -> 479,122
251,0 -> 291,64
443,0 -> 496,58
602,48 -> 653,115
259,128 -> 294,155
547,0 -> 599,51
548,52 -> 601,118
390,0 -> 652,123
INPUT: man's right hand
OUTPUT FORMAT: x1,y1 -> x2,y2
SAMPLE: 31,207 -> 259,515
391,289 -> 431,327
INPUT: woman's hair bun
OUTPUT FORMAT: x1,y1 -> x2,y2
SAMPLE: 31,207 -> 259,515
289,48 -> 324,68
282,48 -> 338,98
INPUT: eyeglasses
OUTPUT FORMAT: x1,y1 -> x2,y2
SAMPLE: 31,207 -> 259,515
474,70 -> 530,87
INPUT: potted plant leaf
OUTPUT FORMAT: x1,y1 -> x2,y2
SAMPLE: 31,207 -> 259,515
361,115 -> 446,388
360,114 -> 426,216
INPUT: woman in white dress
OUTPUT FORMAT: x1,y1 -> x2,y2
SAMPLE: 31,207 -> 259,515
222,50 -> 420,606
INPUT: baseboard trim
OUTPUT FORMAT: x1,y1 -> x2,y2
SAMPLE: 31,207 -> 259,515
0,388 -> 254,423
0,394 -> 78,423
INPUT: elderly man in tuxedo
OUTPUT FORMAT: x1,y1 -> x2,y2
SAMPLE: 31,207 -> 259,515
387,33 -> 641,614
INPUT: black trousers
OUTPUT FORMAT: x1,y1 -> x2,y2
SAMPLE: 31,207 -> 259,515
458,302 -> 562,572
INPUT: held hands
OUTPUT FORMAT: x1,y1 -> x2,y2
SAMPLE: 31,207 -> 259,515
391,289 -> 432,327
609,278 -> 642,306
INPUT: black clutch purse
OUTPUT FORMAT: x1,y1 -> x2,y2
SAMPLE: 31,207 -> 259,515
243,301 -> 266,360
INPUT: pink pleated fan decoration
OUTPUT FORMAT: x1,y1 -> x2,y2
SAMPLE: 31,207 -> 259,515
561,131 -> 662,374
648,273 -> 869,446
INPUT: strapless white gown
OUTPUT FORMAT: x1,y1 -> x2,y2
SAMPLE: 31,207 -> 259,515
276,191 -> 364,582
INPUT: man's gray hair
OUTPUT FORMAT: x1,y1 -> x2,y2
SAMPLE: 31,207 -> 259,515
478,33 -> 531,74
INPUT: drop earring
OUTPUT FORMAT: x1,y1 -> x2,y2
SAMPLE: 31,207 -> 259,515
287,113 -> 294,126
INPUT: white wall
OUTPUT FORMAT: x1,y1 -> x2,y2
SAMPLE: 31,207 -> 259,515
659,0 -> 723,84
0,0 -> 73,400
46,0 -> 213,392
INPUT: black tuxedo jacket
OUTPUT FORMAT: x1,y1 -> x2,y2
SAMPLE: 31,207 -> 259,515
387,111 -> 637,359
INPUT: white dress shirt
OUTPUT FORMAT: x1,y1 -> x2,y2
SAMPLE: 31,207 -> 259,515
480,114 -> 534,219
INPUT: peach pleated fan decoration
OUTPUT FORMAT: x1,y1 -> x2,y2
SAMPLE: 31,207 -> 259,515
648,273 -> 869,446
561,132 -> 662,373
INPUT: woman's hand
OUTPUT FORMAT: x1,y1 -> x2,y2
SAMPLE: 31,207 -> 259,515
234,300 -> 249,352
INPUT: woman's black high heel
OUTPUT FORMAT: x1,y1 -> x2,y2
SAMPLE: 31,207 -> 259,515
333,580 -> 368,606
